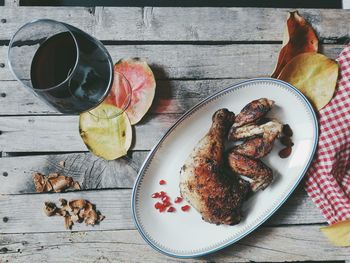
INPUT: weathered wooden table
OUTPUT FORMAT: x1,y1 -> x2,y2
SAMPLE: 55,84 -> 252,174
0,4 -> 350,263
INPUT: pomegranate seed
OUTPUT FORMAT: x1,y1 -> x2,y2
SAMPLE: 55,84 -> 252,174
181,205 -> 191,212
159,191 -> 166,197
161,196 -> 170,202
159,179 -> 166,185
167,207 -> 176,212
151,192 -> 160,198
174,197 -> 183,203
159,206 -> 166,212
154,202 -> 163,209
163,200 -> 171,207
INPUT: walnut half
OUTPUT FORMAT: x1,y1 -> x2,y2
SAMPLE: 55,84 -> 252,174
43,199 -> 105,230
32,172 -> 81,193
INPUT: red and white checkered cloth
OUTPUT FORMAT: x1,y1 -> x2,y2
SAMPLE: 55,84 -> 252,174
305,44 -> 350,225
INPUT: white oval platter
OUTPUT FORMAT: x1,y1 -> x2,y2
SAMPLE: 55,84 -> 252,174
132,78 -> 318,258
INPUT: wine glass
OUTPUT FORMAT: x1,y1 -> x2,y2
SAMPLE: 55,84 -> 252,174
8,19 -> 131,118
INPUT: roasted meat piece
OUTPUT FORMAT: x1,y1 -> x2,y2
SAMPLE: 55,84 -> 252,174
227,151 -> 273,192
231,98 -> 274,129
180,109 -> 250,225
228,119 -> 282,141
233,137 -> 274,159
233,121 -> 282,158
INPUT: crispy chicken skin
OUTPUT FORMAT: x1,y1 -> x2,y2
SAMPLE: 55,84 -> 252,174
228,119 -> 282,141
231,98 -> 274,129
233,121 -> 282,159
227,151 -> 273,192
234,137 -> 274,159
180,109 -> 250,225
227,101 -> 281,191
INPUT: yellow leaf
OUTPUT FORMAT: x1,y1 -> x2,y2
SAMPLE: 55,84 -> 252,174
321,220 -> 350,247
79,103 -> 132,160
277,52 -> 338,110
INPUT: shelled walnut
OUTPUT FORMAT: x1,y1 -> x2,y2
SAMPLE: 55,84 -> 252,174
32,172 -> 81,193
43,199 -> 105,230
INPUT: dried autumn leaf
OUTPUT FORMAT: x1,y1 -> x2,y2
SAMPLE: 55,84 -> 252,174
105,58 -> 156,125
79,103 -> 132,160
321,220 -> 350,246
278,52 -> 338,110
271,11 -> 318,78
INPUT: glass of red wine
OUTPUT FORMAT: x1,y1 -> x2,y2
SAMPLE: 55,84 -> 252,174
8,19 -> 131,117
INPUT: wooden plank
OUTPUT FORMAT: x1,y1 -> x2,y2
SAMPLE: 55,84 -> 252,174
1,225 -> 348,262
0,114 -> 179,152
0,79 -> 247,115
1,44 -> 343,81
0,7 -> 349,42
3,0 -> 18,7
0,152 -> 148,193
0,189 -> 134,233
0,187 -> 324,234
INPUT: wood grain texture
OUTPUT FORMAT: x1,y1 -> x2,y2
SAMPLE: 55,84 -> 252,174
0,44 -> 343,81
0,7 -> 349,42
3,0 -> 18,7
0,186 -> 324,234
1,225 -> 349,262
0,114 -> 180,152
0,7 -> 346,262
0,152 -> 148,193
0,79 -> 247,115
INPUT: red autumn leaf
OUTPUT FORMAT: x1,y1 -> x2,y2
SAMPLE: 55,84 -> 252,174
271,11 -> 318,78
105,58 -> 156,125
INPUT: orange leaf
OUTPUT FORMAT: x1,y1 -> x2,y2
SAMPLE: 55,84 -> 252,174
271,11 -> 318,78
105,58 -> 156,125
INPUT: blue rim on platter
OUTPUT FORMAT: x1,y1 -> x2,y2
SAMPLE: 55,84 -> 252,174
131,77 -> 319,258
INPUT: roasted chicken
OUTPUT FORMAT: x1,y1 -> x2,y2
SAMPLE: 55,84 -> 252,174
233,121 -> 283,159
227,99 -> 282,191
180,109 -> 250,225
227,151 -> 273,191
231,98 -> 274,129
179,98 -> 283,225
228,119 -> 282,141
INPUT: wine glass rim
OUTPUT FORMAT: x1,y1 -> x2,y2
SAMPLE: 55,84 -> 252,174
87,71 -> 132,119
8,18 -> 80,92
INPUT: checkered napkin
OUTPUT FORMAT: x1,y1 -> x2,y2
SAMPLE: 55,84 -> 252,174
305,44 -> 350,225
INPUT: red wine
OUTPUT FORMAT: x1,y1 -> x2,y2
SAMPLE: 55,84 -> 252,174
30,29 -> 113,113
31,32 -> 77,90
